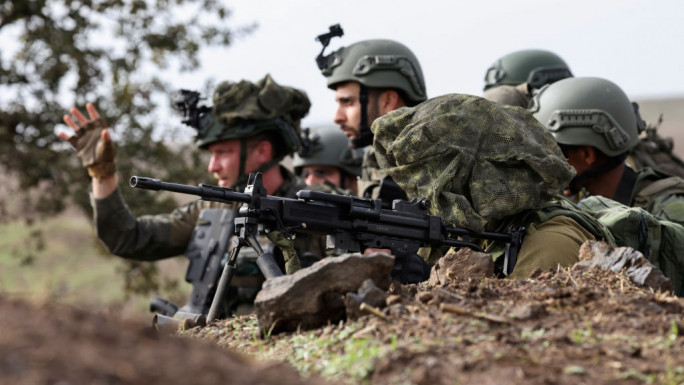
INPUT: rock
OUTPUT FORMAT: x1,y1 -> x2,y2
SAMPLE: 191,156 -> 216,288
345,279 -> 389,320
576,241 -> 672,293
254,253 -> 394,334
428,248 -> 495,286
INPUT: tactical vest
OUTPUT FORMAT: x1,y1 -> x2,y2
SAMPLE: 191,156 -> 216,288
488,195 -> 684,296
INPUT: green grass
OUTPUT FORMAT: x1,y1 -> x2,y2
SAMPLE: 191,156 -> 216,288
0,211 -> 189,317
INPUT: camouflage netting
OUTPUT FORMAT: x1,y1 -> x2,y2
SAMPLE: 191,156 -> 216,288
372,94 -> 575,232
212,74 -> 311,132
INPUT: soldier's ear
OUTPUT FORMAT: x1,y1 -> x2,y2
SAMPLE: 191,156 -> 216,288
581,146 -> 599,168
251,139 -> 274,163
379,89 -> 404,114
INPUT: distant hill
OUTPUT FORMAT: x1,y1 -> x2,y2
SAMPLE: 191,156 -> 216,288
633,96 -> 684,158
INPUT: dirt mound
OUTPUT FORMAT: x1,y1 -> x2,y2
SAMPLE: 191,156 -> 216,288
0,296 -> 330,385
187,266 -> 684,384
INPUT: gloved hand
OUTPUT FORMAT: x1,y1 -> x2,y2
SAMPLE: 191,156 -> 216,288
266,231 -> 301,275
61,103 -> 116,179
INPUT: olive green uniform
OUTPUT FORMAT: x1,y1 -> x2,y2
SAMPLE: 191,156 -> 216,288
357,146 -> 388,200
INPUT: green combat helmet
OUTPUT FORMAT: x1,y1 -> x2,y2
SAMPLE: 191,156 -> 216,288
293,125 -> 362,179
315,24 -> 427,148
529,77 -> 640,158
176,74 -> 310,189
483,49 -> 573,91
371,93 -> 574,232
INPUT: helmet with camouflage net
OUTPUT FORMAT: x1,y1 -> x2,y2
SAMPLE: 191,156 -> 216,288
483,49 -> 573,91
195,74 -> 310,158
371,93 -> 574,232
529,77 -> 640,157
320,39 -> 427,105
293,126 -> 362,177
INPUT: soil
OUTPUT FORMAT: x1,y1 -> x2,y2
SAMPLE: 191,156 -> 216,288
0,296 -> 330,385
2,265 -> 684,385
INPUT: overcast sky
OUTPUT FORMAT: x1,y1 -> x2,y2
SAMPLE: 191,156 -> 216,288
171,0 -> 684,127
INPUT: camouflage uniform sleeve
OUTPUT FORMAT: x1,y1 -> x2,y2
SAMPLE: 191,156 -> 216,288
91,187 -> 229,261
507,215 -> 596,280
357,146 -> 389,199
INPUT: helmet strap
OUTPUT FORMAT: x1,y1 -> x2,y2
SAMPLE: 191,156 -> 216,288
231,138 -> 285,191
350,85 -> 373,148
338,170 -> 348,190
567,152 -> 627,194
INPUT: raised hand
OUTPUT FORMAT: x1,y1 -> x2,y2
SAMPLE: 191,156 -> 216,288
60,103 -> 116,179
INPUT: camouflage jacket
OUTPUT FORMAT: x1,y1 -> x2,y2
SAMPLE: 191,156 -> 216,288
91,166 -> 310,261
357,145 -> 387,199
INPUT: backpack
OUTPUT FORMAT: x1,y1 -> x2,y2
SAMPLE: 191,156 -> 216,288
632,173 -> 684,225
628,119 -> 684,179
578,195 -> 684,296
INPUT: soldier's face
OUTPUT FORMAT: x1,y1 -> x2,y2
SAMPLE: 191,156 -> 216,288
301,165 -> 342,187
207,139 -> 262,187
334,82 -> 362,139
333,82 -> 381,140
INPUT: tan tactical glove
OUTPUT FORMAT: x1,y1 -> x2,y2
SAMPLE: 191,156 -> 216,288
68,118 -> 116,179
266,231 -> 301,275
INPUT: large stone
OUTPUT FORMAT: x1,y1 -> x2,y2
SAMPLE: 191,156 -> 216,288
254,253 -> 394,334
576,241 -> 672,293
428,248 -> 495,286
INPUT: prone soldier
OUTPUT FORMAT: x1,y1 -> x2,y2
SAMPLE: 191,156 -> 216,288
293,126 -> 362,195
59,74 -> 314,316
530,76 -> 684,226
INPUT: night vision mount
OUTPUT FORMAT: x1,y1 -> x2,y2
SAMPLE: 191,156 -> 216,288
315,24 -> 344,71
175,89 -> 211,133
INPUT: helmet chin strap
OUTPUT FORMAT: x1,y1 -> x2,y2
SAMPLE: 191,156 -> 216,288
231,138 -> 284,191
350,84 -> 373,149
567,153 -> 627,194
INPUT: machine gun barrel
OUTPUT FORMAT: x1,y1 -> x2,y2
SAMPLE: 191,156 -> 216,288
130,176 -> 251,204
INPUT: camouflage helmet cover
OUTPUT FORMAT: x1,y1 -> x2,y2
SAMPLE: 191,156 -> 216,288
321,39 -> 427,104
529,77 -> 640,157
483,49 -> 573,91
371,94 -> 575,232
195,74 -> 311,157
293,126 -> 362,177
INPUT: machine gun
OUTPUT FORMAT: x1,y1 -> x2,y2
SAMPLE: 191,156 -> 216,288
130,173 -> 525,321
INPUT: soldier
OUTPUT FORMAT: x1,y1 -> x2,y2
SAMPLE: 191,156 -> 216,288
482,49 -> 573,108
370,93 -> 612,280
316,32 -> 427,204
530,76 -> 684,225
59,74 -> 313,314
293,126 -> 362,195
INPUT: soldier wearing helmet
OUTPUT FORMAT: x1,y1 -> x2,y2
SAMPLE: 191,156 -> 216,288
293,126 -> 362,195
531,77 -> 684,225
315,25 -> 427,204
483,49 -> 573,108
60,74 -> 316,314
